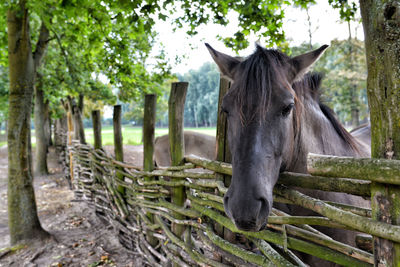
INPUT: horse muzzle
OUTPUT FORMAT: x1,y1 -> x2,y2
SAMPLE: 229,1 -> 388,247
223,191 -> 271,232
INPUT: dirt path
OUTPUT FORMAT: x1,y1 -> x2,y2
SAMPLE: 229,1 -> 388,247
0,146 -> 9,249
0,145 -> 145,267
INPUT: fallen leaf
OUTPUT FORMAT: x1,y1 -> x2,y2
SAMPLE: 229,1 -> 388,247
101,255 -> 109,262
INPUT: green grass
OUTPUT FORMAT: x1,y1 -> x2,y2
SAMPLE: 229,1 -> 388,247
84,125 -> 216,146
0,141 -> 6,147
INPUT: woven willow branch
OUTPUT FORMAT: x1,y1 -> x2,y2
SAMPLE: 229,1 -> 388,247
307,153 -> 400,185
274,185 -> 400,243
185,155 -> 372,196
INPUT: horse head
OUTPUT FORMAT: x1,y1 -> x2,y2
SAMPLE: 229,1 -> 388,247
206,43 -> 328,231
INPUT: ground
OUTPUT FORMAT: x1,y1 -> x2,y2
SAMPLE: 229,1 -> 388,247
0,144 -> 144,267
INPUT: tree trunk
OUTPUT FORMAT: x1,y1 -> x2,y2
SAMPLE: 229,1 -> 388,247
54,115 -> 68,149
7,2 -> 49,245
34,80 -> 48,176
44,104 -> 52,147
351,102 -> 360,128
359,1 -> 400,266
347,21 -> 360,128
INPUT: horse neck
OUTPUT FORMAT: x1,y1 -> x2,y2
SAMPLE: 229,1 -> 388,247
287,98 -> 360,173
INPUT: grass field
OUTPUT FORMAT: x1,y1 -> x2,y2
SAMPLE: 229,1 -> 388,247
0,126 -> 215,148
84,125 -> 216,146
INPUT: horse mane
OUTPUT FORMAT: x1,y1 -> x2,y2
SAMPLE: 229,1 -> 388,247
294,73 -> 361,154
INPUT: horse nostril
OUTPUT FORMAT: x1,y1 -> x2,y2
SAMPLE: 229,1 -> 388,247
258,196 -> 270,220
224,195 -> 229,207
223,196 -> 232,218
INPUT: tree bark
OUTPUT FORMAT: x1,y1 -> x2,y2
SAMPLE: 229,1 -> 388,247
34,78 -> 48,175
359,0 -> 400,266
54,115 -> 67,147
45,104 -> 52,147
7,2 -> 49,245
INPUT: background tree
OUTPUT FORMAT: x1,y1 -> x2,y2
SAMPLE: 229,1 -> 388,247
6,0 -> 51,244
1,0 -> 168,245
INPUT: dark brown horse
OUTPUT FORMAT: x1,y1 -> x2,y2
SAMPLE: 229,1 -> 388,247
206,43 -> 370,264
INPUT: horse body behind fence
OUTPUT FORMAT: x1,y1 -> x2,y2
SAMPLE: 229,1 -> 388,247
154,131 -> 216,167
207,43 -> 371,266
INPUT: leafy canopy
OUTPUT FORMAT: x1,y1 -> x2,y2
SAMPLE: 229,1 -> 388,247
0,0 -> 363,120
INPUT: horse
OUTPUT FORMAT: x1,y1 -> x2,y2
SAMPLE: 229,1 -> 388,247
350,123 -> 371,147
154,131 -> 216,167
206,43 -> 370,265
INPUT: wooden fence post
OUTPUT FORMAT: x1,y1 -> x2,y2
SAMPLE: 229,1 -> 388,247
168,82 -> 188,240
67,102 -> 74,182
92,110 -> 102,150
216,76 -> 232,170
113,105 -> 125,194
143,94 -> 158,246
215,76 -> 236,246
143,94 -> 156,172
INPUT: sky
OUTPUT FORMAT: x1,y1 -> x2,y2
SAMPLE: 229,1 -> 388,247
152,0 -> 364,74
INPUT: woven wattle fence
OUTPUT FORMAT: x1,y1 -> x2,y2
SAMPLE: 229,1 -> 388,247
67,81 -> 400,267
70,141 -> 400,267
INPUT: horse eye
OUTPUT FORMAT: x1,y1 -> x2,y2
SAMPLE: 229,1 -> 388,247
281,103 -> 294,117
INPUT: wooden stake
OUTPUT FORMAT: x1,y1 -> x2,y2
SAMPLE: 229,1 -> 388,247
92,110 -> 102,150
113,105 -> 124,194
143,94 -> 158,247
168,82 -> 188,240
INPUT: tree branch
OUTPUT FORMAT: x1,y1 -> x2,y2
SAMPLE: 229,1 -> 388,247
33,22 -> 50,69
50,28 -> 78,84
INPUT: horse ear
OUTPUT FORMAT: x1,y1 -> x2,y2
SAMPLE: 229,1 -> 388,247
289,45 -> 329,82
205,43 -> 240,81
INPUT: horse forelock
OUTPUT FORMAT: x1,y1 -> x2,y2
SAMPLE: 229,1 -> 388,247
230,47 -> 293,125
